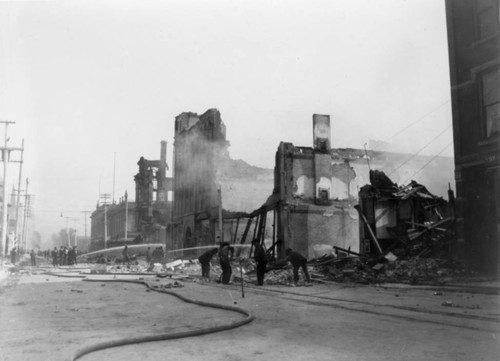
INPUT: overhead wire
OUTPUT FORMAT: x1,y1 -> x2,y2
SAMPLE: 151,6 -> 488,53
402,141 -> 454,185
370,99 -> 451,151
387,123 -> 452,177
310,100 -> 453,248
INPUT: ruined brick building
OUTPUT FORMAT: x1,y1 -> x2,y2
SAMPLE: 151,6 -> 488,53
445,0 -> 499,275
170,109 -> 273,254
90,142 -> 172,250
171,110 -> 454,260
257,115 -> 360,259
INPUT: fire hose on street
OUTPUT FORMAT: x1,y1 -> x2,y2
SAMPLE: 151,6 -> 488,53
42,272 -> 254,361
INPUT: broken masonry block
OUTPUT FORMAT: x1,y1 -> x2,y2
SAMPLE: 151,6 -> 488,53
384,252 -> 398,262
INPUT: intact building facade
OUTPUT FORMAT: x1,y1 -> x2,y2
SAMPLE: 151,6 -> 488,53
445,0 -> 499,275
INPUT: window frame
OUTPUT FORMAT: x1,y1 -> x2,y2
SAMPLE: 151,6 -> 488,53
479,66 -> 500,140
474,0 -> 500,41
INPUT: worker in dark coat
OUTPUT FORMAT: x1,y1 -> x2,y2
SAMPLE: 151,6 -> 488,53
30,249 -> 36,266
51,247 -> 59,267
285,248 -> 311,285
122,245 -> 130,264
252,240 -> 267,286
10,246 -> 17,264
219,242 -> 234,284
198,248 -> 218,281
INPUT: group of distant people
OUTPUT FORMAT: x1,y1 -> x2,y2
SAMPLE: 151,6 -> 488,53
198,240 -> 311,286
8,246 -> 52,268
145,246 -> 165,265
51,246 -> 79,267
8,239 -> 311,286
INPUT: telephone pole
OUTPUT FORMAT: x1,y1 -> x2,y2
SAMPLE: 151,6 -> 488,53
0,121 -> 22,268
124,191 -> 128,241
80,210 -> 91,249
14,139 -> 24,251
99,193 -> 111,250
21,181 -> 32,252
61,214 -> 78,247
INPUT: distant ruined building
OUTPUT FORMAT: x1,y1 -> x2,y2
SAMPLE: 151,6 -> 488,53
90,142 -> 172,251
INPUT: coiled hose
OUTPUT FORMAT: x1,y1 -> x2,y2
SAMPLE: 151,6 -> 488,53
69,277 -> 254,361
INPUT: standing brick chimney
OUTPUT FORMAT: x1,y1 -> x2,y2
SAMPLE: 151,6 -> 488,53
158,140 -> 168,202
313,114 -> 331,152
312,114 -> 333,205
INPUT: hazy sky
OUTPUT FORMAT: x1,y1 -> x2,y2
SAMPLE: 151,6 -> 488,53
0,0 -> 453,245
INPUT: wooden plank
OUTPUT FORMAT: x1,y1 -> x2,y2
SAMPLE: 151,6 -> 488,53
354,205 -> 383,256
232,218 -> 240,244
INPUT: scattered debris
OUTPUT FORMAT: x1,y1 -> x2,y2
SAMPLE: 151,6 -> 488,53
441,301 -> 481,309
358,171 -> 455,261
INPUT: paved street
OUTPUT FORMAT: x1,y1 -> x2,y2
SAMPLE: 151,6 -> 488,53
0,266 -> 498,361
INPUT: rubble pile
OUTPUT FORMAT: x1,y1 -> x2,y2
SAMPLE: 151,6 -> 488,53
264,268 -> 294,285
360,171 -> 455,261
380,257 -> 463,284
308,170 -> 466,285
310,251 -> 467,285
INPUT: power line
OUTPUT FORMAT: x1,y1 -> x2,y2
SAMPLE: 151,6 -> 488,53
371,99 -> 451,151
388,124 -> 452,176
402,141 -> 454,184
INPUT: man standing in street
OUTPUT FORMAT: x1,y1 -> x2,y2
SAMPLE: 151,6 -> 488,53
51,247 -> 59,267
30,249 -> 36,266
122,245 -> 130,265
252,240 -> 267,286
285,248 -> 311,286
219,242 -> 234,284
10,246 -> 17,265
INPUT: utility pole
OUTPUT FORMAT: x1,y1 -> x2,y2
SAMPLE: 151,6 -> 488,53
21,180 -> 30,252
0,121 -> 23,268
14,139 -> 24,252
218,185 -> 223,243
61,214 -> 78,247
80,210 -> 90,248
64,216 -> 70,246
112,152 -> 116,204
99,193 -> 111,250
124,191 -> 128,241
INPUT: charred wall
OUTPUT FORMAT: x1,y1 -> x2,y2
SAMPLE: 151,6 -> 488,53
273,140 -> 360,259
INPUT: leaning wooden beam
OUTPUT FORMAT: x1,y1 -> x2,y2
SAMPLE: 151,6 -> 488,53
235,218 -> 253,257
333,246 -> 368,258
232,218 -> 240,244
354,205 -> 383,256
255,213 -> 264,243
409,218 -> 452,241
239,218 -> 253,244
257,211 -> 267,244
252,214 -> 259,242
